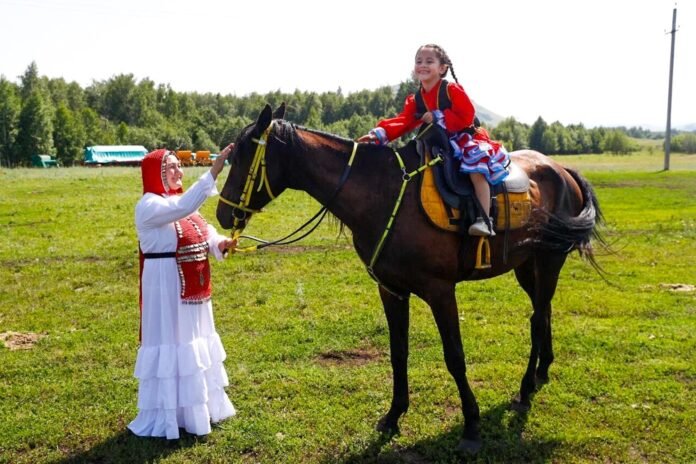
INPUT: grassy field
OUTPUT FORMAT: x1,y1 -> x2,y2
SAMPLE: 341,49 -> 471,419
0,150 -> 694,463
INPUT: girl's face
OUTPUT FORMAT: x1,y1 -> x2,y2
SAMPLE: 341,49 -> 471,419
164,154 -> 183,191
414,48 -> 447,88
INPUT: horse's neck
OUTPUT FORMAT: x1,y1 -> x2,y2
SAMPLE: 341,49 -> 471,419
289,135 -> 397,233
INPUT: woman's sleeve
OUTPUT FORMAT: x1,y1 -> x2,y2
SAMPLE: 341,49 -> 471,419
138,171 -> 218,228
376,94 -> 423,141
206,222 -> 226,261
443,83 -> 476,132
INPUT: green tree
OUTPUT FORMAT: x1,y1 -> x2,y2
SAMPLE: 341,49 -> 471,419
53,103 -> 85,165
116,121 -> 129,144
16,89 -> 54,164
669,132 -> 696,154
81,107 -> 116,146
0,77 -> 21,166
192,127 -> 217,152
589,127 -> 606,153
602,129 -> 635,155
541,129 -> 559,154
132,78 -> 158,126
19,62 -> 41,101
528,116 -> 547,152
102,74 -> 137,124
492,117 -> 529,151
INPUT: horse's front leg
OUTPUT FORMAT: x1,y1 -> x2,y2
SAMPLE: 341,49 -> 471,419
426,283 -> 481,453
376,286 -> 410,434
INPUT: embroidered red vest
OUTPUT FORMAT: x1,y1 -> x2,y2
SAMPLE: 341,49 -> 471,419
175,213 -> 211,304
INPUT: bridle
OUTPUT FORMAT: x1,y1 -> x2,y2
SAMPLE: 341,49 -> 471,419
218,122 -> 276,234
218,121 -> 359,252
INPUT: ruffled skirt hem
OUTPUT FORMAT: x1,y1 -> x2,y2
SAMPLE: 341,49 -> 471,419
127,399 -> 236,439
129,332 -> 235,439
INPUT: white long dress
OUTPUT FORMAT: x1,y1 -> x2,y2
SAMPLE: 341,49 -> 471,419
128,171 -> 235,439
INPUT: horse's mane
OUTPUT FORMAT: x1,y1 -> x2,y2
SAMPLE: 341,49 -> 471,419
274,120 -> 396,158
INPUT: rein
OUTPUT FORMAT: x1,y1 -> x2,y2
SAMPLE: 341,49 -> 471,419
219,122 -> 359,252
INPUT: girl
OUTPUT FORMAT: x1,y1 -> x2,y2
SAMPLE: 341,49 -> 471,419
358,43 -> 509,236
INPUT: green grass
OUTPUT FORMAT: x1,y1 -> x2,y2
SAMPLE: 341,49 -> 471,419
0,150 -> 694,463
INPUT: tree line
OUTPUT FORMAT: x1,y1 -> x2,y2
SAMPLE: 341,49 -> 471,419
1,62 -> 694,167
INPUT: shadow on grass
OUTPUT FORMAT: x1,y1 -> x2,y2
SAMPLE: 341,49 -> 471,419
330,402 -> 561,463
55,429 -> 204,464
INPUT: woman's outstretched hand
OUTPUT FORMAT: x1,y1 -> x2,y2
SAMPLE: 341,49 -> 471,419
211,143 -> 234,179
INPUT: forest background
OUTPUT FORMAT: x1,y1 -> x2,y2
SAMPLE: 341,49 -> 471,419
2,62 -> 696,167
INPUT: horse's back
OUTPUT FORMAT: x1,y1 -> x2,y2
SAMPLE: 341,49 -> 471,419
509,149 -> 585,214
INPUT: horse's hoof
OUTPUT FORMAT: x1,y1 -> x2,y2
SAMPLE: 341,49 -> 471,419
510,395 -> 531,413
456,438 -> 482,454
535,374 -> 549,387
375,417 -> 399,436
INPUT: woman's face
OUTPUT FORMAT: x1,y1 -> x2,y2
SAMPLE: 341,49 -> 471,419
164,154 -> 183,191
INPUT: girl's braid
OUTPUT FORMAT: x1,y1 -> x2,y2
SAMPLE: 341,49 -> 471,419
419,43 -> 459,84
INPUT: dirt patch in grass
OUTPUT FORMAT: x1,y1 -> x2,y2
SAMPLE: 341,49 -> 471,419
315,347 -> 383,366
660,283 -> 695,292
0,331 -> 45,350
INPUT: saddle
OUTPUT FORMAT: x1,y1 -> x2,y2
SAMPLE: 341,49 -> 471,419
415,125 -> 532,234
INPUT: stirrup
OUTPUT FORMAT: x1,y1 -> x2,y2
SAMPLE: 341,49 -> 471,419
475,236 -> 491,269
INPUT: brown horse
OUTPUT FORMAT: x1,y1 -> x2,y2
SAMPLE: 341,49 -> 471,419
216,104 -> 603,453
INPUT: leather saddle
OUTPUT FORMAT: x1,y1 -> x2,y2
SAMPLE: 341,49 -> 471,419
415,124 -> 530,232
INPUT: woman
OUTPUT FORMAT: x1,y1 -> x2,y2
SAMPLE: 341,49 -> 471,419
128,146 -> 237,439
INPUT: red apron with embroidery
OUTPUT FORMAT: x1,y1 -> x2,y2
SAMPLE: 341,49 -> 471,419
175,214 -> 211,304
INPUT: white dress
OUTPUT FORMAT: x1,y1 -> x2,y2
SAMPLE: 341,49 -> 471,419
128,171 -> 236,439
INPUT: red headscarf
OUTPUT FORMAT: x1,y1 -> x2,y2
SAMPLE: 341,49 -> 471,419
141,149 -> 183,196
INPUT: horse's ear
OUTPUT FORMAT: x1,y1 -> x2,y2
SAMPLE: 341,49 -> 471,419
272,102 -> 286,120
255,104 -> 273,135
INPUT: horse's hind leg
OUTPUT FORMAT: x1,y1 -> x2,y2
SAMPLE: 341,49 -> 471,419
376,286 -> 411,434
426,283 -> 481,453
512,252 -> 566,412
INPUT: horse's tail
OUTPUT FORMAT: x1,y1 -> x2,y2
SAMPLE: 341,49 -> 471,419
532,167 -> 606,272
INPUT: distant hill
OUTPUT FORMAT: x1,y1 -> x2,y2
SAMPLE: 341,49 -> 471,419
472,101 -> 505,127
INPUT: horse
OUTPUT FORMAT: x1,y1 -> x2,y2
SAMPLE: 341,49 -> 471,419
216,104 -> 603,453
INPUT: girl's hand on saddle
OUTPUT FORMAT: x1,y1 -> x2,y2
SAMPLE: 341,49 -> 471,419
357,133 -> 376,143
421,112 -> 434,124
210,143 -> 234,179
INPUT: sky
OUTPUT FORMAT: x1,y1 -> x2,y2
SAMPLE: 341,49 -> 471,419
1,0 -> 694,129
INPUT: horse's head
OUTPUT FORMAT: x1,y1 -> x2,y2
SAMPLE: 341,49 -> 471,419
217,103 -> 288,232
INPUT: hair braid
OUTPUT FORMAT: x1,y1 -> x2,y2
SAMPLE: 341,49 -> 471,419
417,44 -> 459,84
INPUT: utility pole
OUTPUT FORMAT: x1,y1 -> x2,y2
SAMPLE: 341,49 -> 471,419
664,6 -> 678,171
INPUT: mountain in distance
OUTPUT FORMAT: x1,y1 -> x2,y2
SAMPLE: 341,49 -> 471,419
472,101 -> 504,127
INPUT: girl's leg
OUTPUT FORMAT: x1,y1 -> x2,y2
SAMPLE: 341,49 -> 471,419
470,173 -> 490,216
468,173 -> 494,236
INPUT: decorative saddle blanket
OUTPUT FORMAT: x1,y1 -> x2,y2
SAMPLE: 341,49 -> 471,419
175,213 -> 211,304
419,148 -> 532,233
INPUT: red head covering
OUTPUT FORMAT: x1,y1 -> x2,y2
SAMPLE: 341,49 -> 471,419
141,149 -> 183,195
